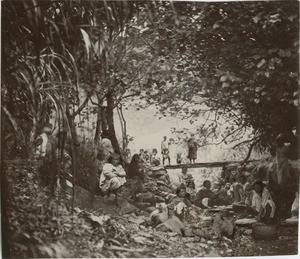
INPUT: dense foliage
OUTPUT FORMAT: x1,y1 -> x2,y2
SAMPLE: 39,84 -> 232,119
135,1 -> 299,150
2,1 -> 299,159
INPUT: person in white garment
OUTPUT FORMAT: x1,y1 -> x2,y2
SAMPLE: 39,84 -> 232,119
251,181 -> 276,222
34,124 -> 52,158
161,136 -> 170,165
99,153 -> 126,194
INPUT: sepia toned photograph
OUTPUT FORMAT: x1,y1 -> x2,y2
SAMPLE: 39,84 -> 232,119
1,0 -> 299,258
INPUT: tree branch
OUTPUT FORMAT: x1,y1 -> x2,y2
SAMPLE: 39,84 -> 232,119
242,138 -> 261,164
71,94 -> 90,118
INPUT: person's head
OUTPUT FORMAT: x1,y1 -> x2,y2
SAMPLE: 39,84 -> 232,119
187,174 -> 194,181
163,136 -> 167,141
229,175 -> 236,184
152,148 -> 157,154
108,153 -> 120,166
253,180 -> 264,194
176,186 -> 186,198
125,148 -> 131,154
225,182 -> 231,190
245,182 -> 252,192
203,180 -> 211,189
139,149 -> 144,154
130,154 -> 140,163
182,167 -> 188,174
238,175 -> 247,184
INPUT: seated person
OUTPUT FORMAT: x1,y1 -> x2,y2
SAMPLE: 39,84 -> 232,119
178,167 -> 190,185
150,148 -> 161,166
139,149 -> 144,160
215,182 -> 233,205
232,175 -> 251,205
194,180 -> 219,209
171,186 -> 193,221
176,153 -> 182,164
251,181 -> 276,221
127,154 -> 144,200
99,153 -> 126,194
186,174 -> 196,197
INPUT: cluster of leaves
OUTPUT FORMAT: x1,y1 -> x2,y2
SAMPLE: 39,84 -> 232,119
137,1 -> 299,151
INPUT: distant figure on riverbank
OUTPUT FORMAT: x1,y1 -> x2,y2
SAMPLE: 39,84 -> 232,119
178,167 -> 190,185
150,148 -> 161,166
139,149 -> 144,160
124,148 -> 132,164
187,135 -> 197,164
176,153 -> 182,164
161,136 -> 170,165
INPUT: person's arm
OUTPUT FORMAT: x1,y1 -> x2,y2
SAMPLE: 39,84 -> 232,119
102,164 -> 117,179
239,188 -> 246,204
115,165 -> 126,177
251,194 -> 262,218
209,190 -> 219,199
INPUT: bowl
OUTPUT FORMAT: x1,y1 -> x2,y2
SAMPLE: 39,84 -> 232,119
252,223 -> 277,240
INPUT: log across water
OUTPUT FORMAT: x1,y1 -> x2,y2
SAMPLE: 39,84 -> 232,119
164,160 -> 258,169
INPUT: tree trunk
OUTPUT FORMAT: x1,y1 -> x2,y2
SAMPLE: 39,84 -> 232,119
66,113 -> 79,211
94,95 -> 103,144
106,91 -> 121,155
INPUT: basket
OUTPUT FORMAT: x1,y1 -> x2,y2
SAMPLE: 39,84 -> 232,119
252,223 -> 277,240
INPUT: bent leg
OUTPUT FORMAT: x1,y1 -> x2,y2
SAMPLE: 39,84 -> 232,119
232,183 -> 243,204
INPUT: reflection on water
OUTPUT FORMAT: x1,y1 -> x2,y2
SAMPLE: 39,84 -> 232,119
166,167 -> 222,191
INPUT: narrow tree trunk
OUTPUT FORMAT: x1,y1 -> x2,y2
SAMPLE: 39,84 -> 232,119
94,95 -> 102,144
101,106 -> 108,132
66,114 -> 79,211
106,91 -> 121,155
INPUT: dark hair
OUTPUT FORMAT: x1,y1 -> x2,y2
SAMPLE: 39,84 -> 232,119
203,180 -> 211,188
130,154 -> 140,163
108,153 -> 120,164
176,186 -> 186,196
252,180 -> 264,190
238,175 -> 246,181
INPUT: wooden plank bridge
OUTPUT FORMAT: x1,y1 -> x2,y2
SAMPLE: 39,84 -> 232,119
164,160 -> 258,169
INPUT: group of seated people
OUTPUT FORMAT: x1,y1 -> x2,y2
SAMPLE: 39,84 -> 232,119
124,148 -> 162,167
193,176 -> 299,222
97,150 -> 298,222
98,152 -> 146,200
176,166 -> 299,222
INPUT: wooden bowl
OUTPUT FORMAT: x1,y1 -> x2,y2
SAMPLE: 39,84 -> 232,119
252,223 -> 277,240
